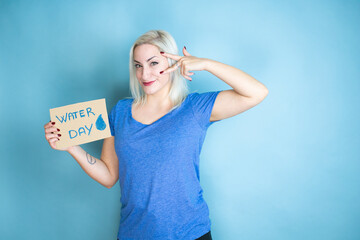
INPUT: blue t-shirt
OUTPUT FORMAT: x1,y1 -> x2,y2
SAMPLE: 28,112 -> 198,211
108,90 -> 222,240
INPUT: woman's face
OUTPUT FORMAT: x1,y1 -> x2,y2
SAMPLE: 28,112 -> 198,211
133,44 -> 171,96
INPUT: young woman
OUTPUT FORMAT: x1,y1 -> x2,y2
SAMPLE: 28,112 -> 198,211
44,30 -> 268,240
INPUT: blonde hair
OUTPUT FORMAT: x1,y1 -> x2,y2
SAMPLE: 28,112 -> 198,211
129,30 -> 189,111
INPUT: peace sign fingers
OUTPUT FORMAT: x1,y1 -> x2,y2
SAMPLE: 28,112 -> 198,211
160,47 -> 195,80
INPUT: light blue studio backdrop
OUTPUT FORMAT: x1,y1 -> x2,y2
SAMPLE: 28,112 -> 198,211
1,0 -> 359,239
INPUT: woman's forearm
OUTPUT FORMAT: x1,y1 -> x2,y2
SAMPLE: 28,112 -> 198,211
67,145 -> 114,188
204,58 -> 268,99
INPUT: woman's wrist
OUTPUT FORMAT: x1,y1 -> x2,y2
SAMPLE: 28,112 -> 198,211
66,145 -> 79,154
203,58 -> 216,72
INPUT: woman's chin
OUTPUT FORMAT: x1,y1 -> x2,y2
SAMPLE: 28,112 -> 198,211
143,87 -> 157,95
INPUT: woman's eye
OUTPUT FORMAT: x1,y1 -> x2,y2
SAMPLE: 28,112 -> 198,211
134,64 -> 141,68
150,61 -> 158,66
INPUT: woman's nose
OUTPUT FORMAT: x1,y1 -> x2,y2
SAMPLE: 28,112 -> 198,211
141,67 -> 152,80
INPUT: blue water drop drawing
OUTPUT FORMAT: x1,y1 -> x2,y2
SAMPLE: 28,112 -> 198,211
96,114 -> 106,131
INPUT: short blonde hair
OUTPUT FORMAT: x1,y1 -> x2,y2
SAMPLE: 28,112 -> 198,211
129,30 -> 189,111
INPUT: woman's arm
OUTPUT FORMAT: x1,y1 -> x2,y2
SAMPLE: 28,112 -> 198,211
160,47 -> 269,121
204,58 -> 268,99
67,137 -> 119,189
203,58 -> 269,121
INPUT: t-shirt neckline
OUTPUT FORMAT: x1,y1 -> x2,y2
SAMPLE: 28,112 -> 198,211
128,96 -> 189,126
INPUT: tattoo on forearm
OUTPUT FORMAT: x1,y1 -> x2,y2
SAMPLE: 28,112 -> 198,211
86,152 -> 96,165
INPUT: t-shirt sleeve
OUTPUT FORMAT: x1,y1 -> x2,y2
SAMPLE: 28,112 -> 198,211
189,90 -> 222,129
108,105 -> 116,137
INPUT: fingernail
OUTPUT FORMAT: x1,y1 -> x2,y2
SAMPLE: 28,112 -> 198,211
58,134 -> 61,137
160,51 -> 164,54
184,46 -> 186,50
160,71 -> 164,74
57,128 -> 60,131
51,122 -> 55,125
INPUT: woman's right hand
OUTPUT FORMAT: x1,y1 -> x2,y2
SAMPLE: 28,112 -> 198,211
44,121 -> 73,152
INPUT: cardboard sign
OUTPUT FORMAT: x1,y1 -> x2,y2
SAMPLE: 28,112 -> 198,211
49,98 -> 112,150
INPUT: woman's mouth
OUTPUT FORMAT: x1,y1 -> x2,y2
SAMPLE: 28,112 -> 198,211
143,80 -> 155,86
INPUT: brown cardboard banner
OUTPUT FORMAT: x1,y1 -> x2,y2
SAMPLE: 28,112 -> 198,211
49,98 -> 112,150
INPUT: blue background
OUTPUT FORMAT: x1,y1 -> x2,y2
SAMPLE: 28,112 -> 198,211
1,0 -> 359,239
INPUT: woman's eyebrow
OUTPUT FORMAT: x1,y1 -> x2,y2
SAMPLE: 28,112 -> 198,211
134,56 -> 158,63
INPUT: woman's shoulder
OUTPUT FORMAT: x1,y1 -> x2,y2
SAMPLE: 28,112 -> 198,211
187,90 -> 222,102
115,97 -> 133,105
109,97 -> 133,113
186,91 -> 202,101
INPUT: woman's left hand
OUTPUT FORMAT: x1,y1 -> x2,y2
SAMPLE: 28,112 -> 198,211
160,47 -> 208,81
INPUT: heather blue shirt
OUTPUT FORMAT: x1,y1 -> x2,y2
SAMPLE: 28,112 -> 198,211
108,90 -> 222,240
